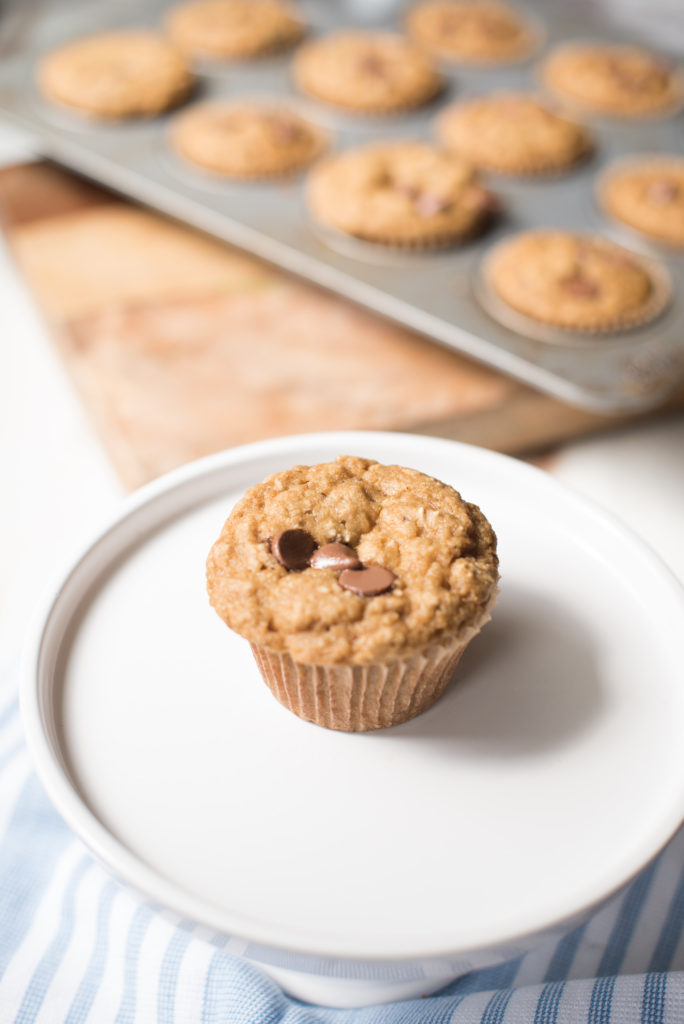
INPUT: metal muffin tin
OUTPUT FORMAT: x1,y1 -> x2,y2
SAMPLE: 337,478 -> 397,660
1,0 -> 683,412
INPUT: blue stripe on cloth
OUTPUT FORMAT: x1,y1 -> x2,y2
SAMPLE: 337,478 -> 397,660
440,956 -> 523,999
202,949 -> 287,1024
14,854 -> 92,1024
597,860 -> 659,978
113,903 -> 155,1024
0,694 -> 18,732
0,774 -> 72,980
533,980 -> 565,1024
649,858 -> 684,973
157,921 -> 194,1023
642,972 -> 667,1024
544,924 -> 589,982
481,986 -> 515,1024
0,737 -> 25,772
64,877 -> 119,1024
587,974 -> 616,1024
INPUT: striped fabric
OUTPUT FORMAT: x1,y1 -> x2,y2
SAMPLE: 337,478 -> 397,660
2,658 -> 684,1024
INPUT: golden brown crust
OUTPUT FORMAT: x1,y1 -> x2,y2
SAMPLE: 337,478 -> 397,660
542,44 -> 682,117
485,231 -> 663,331
206,456 -> 499,664
37,31 -> 194,120
599,158 -> 684,247
306,141 -> 497,248
436,93 -> 592,175
170,101 -> 327,178
166,0 -> 304,58
405,0 -> 537,64
292,31 -> 442,113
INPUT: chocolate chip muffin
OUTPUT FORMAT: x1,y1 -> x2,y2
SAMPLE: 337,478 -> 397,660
484,230 -> 669,333
307,141 -> 499,248
541,44 -> 682,118
436,93 -> 592,176
171,100 -> 327,178
292,31 -> 443,113
166,0 -> 304,59
598,158 -> 684,248
37,31 -> 194,120
206,456 -> 499,731
405,0 -> 538,64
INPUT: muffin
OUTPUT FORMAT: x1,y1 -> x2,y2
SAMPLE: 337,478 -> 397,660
599,158 -> 684,248
206,456 -> 499,731
37,31 -> 194,120
166,0 -> 304,59
405,0 -> 538,64
171,100 -> 327,178
541,43 -> 681,118
437,93 -> 592,176
484,230 -> 668,332
307,141 -> 499,248
292,31 -> 442,113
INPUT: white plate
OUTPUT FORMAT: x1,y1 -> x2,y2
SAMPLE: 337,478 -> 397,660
22,432 -> 684,966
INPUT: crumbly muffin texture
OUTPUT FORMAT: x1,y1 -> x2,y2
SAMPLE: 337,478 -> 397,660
37,31 -> 194,119
542,44 -> 681,117
166,0 -> 304,58
437,93 -> 592,175
406,0 -> 536,63
487,231 -> 656,330
171,101 -> 326,177
292,31 -> 442,113
206,456 -> 498,664
307,141 -> 497,247
599,159 -> 684,247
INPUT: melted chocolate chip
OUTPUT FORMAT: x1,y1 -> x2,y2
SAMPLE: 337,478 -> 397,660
561,274 -> 599,298
359,53 -> 387,77
394,181 -> 421,200
415,193 -> 451,217
647,178 -> 678,204
310,542 -> 362,571
267,115 -> 300,144
339,565 -> 396,596
271,529 -> 316,571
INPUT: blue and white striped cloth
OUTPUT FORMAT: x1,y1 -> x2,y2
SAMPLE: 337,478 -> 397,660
2,655 -> 684,1024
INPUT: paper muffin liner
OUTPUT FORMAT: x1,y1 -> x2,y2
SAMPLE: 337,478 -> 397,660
478,234 -> 672,342
248,596 -> 496,732
311,211 -> 497,252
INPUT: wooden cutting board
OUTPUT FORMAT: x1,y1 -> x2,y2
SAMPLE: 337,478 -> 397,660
0,160 -> 674,490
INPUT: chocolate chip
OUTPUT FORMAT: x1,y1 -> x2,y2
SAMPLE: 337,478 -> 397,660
310,542 -> 362,571
270,529 -> 316,570
359,53 -> 387,76
647,178 -> 678,204
561,274 -> 599,298
394,181 -> 421,200
415,193 -> 450,217
267,115 -> 300,144
339,565 -> 396,596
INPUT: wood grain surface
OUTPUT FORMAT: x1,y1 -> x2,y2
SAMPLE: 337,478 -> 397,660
0,160 -> 668,490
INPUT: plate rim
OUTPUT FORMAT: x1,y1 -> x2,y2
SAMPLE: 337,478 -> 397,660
20,430 -> 684,962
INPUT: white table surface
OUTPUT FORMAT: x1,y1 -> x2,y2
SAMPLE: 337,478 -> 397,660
1,121 -> 683,665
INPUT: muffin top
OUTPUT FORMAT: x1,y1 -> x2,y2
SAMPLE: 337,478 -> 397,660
292,31 -> 442,113
307,141 -> 498,246
437,92 -> 592,175
37,31 -> 194,119
405,0 -> 536,64
171,101 -> 327,177
599,158 -> 684,247
486,231 -> 658,331
166,0 -> 304,58
542,44 -> 681,117
206,456 -> 498,664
